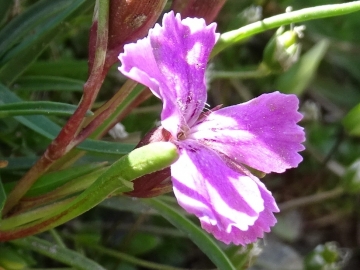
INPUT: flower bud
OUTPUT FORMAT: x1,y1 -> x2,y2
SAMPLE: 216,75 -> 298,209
108,0 -> 166,54
262,27 -> 302,72
89,0 -> 167,70
171,0 -> 225,24
125,126 -> 172,198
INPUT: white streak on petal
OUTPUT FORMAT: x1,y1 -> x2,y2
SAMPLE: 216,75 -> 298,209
171,140 -> 265,233
186,42 -> 202,65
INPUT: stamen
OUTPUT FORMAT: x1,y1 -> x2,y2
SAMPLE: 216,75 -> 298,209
177,131 -> 186,140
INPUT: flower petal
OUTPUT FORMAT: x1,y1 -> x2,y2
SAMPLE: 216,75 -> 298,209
171,140 -> 277,244
202,172 -> 279,245
118,27 -> 163,99
190,92 -> 305,173
119,11 -> 218,136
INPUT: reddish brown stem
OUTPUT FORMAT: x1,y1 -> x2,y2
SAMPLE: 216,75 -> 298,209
3,69 -> 108,216
0,214 -> 66,241
95,88 -> 153,139
0,197 -> 79,242
3,0 -> 110,214
79,86 -> 152,142
72,79 -> 138,145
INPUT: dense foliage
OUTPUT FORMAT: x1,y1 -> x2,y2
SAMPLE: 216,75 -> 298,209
1,0 -> 360,269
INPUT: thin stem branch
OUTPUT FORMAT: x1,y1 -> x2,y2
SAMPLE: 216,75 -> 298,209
212,66 -> 271,80
16,168 -> 106,214
51,85 -> 147,171
3,0 -> 110,215
279,141 -> 347,212
278,186 -> 344,212
0,142 -> 178,240
72,79 -> 138,145
211,2 -> 360,57
0,197 -> 75,231
0,176 -> 119,240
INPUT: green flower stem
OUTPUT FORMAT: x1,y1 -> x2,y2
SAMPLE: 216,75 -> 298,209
212,70 -> 268,80
279,187 -> 344,212
0,142 -> 178,241
211,2 -> 360,57
21,168 -> 108,211
0,197 -> 75,230
2,0 -> 111,215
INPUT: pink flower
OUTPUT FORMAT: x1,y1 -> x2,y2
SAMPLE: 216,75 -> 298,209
119,12 -> 305,245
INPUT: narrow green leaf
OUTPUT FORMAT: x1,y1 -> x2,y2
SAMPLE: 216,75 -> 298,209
0,156 -> 38,171
78,139 -> 135,155
24,60 -> 89,80
1,143 -> 178,235
26,163 -> 106,197
342,159 -> 360,193
0,176 -> 6,219
0,0 -> 93,85
0,143 -> 177,231
0,29 -> 55,86
0,101 -> 93,118
343,103 -> 360,136
101,196 -> 158,215
12,236 -> 106,270
0,169 -> 107,230
0,0 -> 73,57
330,52 -> 360,85
0,246 -> 28,269
11,114 -> 60,141
45,142 -> 178,226
0,83 -> 135,155
275,40 -> 329,95
0,0 -> 12,26
312,79 -> 360,109
145,197 -> 236,270
14,76 -> 85,92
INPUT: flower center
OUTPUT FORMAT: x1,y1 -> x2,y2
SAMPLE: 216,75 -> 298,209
177,131 -> 186,140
